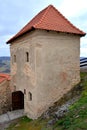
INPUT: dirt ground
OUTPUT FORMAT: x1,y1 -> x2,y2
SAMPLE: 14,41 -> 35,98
0,119 -> 19,130
0,122 -> 10,130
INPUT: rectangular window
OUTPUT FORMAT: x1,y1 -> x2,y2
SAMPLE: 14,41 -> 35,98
28,92 -> 32,101
26,52 -> 29,62
24,89 -> 26,94
14,55 -> 16,62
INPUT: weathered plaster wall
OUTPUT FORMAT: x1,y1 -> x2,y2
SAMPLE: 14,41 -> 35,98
10,30 -> 80,119
0,80 -> 11,114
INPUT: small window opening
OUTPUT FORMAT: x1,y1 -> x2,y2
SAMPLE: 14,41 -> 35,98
28,92 -> 32,101
14,85 -> 16,91
26,52 -> 29,62
14,55 -> 16,62
24,89 -> 26,94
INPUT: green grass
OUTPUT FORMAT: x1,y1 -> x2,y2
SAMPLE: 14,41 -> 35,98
6,72 -> 87,130
54,72 -> 87,130
6,116 -> 47,130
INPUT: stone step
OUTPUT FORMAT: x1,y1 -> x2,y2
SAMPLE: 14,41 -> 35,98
0,109 -> 24,123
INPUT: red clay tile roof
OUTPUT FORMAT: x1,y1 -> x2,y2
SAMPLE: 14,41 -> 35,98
7,5 -> 86,43
0,73 -> 10,83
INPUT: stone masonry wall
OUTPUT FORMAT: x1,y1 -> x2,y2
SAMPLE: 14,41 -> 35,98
34,30 -> 80,118
10,30 -> 80,119
0,80 -> 11,114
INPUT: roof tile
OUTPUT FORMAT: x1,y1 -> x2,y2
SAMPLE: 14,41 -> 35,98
0,74 -> 10,83
7,5 -> 86,43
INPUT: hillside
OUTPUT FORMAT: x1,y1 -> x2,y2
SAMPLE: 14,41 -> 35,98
0,57 -> 86,74
6,72 -> 87,130
0,57 -> 10,73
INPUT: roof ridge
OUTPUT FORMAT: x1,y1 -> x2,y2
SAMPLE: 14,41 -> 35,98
7,4 -> 86,43
52,5 -> 85,34
21,6 -> 48,30
33,5 -> 52,28
7,6 -> 49,42
34,5 -> 85,34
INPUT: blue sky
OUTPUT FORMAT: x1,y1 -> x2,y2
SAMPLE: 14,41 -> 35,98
0,0 -> 87,57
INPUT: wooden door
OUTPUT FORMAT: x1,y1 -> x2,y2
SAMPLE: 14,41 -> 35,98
12,91 -> 24,110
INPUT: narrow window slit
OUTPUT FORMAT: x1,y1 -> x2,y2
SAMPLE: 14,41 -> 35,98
14,55 -> 16,62
26,52 -> 29,62
28,92 -> 32,101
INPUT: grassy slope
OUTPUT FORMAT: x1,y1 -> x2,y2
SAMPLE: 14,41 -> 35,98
6,72 -> 87,130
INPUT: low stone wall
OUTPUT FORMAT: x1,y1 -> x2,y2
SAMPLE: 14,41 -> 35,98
0,80 -> 11,114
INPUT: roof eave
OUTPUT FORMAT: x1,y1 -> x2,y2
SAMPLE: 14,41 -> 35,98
81,32 -> 86,37
6,27 -> 86,44
35,27 -> 86,37
6,27 -> 35,44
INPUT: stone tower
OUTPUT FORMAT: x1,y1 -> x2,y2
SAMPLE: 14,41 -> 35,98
7,5 -> 85,119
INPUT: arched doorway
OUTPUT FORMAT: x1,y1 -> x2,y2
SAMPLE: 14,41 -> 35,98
12,91 -> 24,110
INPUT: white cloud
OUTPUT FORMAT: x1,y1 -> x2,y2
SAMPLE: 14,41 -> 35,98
80,37 -> 87,56
0,0 -> 86,56
0,35 -> 13,43
0,34 -> 12,56
80,48 -> 87,57
58,0 -> 87,18
81,37 -> 87,47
